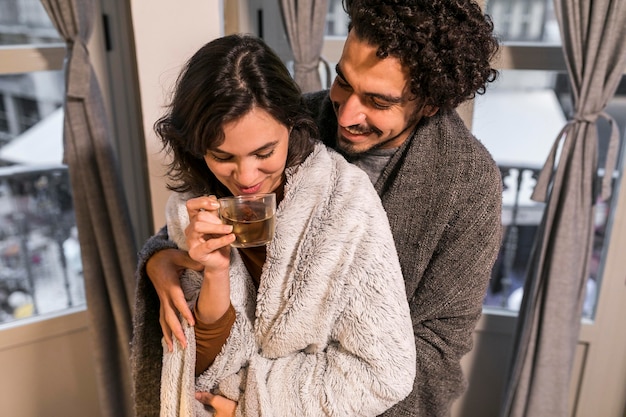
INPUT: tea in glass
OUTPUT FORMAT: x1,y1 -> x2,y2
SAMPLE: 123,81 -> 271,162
218,193 -> 276,248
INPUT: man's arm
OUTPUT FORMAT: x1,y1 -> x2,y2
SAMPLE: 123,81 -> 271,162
408,191 -> 501,416
138,225 -> 202,350
383,149 -> 503,417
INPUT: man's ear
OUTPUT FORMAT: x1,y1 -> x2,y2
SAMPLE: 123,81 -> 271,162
423,105 -> 439,117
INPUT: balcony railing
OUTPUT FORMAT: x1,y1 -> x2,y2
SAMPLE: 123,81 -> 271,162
0,164 -> 84,325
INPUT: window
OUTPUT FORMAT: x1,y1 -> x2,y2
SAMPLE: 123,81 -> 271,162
486,0 -> 560,43
474,0 -> 626,320
0,0 -> 85,326
326,0 -> 349,37
0,0 -> 61,46
478,70 -> 626,320
14,96 -> 39,132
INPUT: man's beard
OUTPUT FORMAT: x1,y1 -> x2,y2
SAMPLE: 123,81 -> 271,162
336,118 -> 419,157
331,99 -> 423,156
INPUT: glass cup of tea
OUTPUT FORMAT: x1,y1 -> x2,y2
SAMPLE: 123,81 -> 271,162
218,193 -> 276,248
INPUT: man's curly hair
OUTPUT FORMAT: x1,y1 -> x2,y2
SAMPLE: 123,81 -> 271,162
344,0 -> 499,110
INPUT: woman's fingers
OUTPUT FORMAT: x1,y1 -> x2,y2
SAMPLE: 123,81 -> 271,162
183,195 -> 235,269
185,197 -> 231,242
186,195 -> 220,215
188,233 -> 235,258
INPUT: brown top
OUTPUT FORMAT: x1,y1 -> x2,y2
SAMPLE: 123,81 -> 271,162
194,184 -> 284,376
194,303 -> 236,377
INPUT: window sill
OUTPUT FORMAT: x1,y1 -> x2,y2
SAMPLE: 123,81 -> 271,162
0,306 -> 88,350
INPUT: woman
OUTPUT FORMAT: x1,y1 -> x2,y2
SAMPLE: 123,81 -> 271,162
135,34 -> 415,417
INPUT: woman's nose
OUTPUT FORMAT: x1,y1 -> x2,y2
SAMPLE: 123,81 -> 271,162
234,160 -> 257,186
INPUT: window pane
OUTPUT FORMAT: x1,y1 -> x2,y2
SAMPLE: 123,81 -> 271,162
0,0 -> 87,328
0,164 -> 85,323
0,0 -> 62,46
325,0 -> 349,37
325,0 -> 561,44
0,71 -> 85,325
485,0 -> 561,44
15,96 -> 39,132
474,70 -> 626,320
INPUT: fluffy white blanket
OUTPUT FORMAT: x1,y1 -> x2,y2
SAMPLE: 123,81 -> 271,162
161,143 -> 415,417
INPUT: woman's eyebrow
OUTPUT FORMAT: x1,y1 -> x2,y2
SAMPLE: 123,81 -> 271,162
212,141 -> 279,156
248,141 -> 278,155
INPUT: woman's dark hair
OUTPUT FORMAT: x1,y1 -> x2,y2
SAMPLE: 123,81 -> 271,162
343,0 -> 500,110
155,34 -> 317,196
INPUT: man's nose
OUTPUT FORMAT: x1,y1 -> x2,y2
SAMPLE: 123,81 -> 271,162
337,94 -> 366,126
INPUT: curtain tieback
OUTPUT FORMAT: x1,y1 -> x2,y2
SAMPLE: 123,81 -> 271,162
66,39 -> 92,100
573,111 -> 600,123
294,59 -> 320,74
531,110 -> 619,203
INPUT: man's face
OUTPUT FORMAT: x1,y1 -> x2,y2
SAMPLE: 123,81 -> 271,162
329,30 -> 433,155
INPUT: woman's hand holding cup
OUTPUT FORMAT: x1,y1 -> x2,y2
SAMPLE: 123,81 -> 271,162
185,195 -> 235,324
185,195 -> 236,273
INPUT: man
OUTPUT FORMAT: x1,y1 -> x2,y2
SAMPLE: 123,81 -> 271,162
131,0 -> 502,416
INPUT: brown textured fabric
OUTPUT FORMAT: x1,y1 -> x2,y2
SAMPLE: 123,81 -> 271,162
194,303 -> 236,376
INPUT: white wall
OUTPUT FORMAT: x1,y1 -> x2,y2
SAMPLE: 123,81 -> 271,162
0,311 -> 101,417
130,0 -> 224,230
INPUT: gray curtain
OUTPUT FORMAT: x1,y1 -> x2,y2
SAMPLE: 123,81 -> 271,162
500,0 -> 626,416
279,0 -> 329,92
40,1 -> 137,417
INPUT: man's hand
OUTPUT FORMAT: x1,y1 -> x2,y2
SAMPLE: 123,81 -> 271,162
195,392 -> 236,417
146,248 -> 203,351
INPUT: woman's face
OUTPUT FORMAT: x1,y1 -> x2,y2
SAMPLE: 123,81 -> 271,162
203,107 -> 289,196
